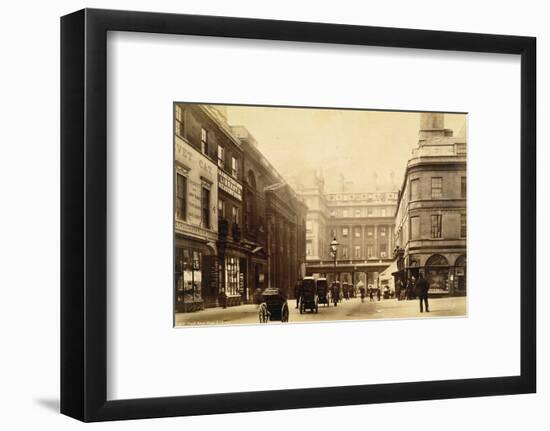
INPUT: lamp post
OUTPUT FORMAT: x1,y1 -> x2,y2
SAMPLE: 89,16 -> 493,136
330,237 -> 339,286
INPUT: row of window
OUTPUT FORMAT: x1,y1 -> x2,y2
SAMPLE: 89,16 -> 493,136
332,226 -> 388,238
329,207 -> 392,218
176,172 -> 240,228
410,176 -> 466,200
176,105 -> 240,180
218,198 -> 239,224
217,144 -> 239,178
326,192 -> 398,202
409,213 -> 467,240
176,174 -> 211,228
306,242 -> 388,259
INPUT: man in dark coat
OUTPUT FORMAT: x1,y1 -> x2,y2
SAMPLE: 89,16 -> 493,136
416,273 -> 430,312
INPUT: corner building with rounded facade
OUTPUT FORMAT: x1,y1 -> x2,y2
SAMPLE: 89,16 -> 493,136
393,113 -> 467,296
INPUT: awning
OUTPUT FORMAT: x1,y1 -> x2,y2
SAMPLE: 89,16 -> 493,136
379,260 -> 398,279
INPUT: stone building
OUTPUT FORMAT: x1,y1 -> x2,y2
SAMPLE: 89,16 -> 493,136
265,183 -> 308,298
393,113 -> 467,296
174,104 -> 219,311
174,103 -> 308,312
232,125 -> 307,300
293,171 -> 398,289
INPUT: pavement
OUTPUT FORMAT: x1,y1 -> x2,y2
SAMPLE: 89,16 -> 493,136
175,296 -> 467,327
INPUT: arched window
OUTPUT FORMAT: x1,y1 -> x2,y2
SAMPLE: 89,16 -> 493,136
455,255 -> 466,267
425,254 -> 449,267
425,254 -> 450,292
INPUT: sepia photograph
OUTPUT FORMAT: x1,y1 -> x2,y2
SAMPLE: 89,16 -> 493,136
174,103 -> 467,327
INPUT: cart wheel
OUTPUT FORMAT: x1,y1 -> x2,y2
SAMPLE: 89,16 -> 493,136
259,303 -> 269,323
281,302 -> 289,322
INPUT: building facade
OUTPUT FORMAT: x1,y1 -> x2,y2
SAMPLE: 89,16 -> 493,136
393,113 -> 467,296
174,103 -> 308,312
294,171 -> 398,290
233,125 -> 308,301
174,105 -> 219,312
265,183 -> 308,298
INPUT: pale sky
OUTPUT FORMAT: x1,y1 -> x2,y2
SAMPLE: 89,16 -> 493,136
223,105 -> 466,192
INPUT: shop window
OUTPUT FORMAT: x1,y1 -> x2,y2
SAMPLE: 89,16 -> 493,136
176,248 -> 202,296
224,257 -> 240,296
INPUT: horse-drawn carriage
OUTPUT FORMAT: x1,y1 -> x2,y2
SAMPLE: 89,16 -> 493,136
316,277 -> 330,307
299,276 -> 319,314
258,287 -> 289,323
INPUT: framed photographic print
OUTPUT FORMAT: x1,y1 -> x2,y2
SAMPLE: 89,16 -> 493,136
61,8 -> 536,422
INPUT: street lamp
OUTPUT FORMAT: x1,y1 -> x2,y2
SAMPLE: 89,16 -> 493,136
330,238 -> 339,286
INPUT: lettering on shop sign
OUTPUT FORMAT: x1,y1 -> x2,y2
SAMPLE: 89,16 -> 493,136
219,170 -> 242,201
176,138 -> 215,179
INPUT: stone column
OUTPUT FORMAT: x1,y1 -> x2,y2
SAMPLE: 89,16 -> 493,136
372,224 -> 380,258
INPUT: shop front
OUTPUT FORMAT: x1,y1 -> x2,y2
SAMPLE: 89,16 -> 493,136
453,254 -> 467,296
424,254 -> 450,294
217,245 -> 248,307
174,135 -> 218,312
175,239 -> 217,312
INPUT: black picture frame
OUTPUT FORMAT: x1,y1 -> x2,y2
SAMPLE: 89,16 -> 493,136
61,8 -> 536,422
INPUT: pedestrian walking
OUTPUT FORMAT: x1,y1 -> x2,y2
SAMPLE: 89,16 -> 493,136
332,283 -> 339,307
376,288 -> 381,301
395,279 -> 402,301
416,273 -> 430,312
360,286 -> 366,303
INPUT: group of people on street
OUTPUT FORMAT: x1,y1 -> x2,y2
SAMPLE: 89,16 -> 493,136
395,273 -> 430,312
294,272 -> 431,313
